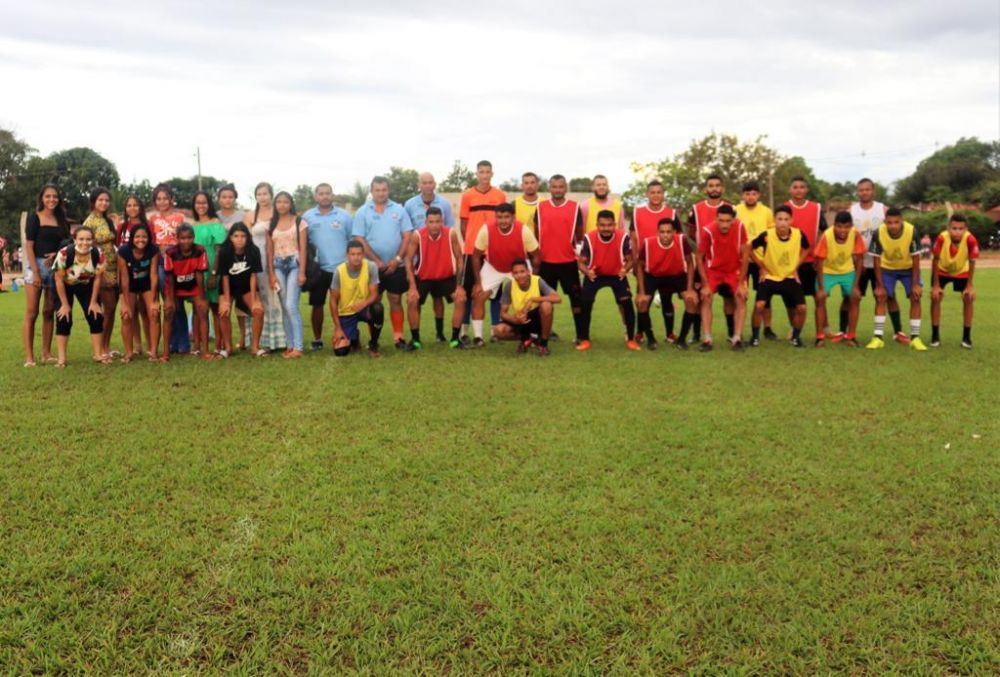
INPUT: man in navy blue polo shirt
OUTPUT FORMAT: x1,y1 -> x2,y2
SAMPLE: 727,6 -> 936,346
404,172 -> 456,342
302,183 -> 353,350
353,176 -> 415,349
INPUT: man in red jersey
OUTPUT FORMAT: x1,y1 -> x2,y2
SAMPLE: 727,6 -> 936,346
576,210 -> 640,352
471,203 -> 539,348
534,174 -> 584,342
404,207 -> 466,351
696,204 -> 749,351
784,176 -> 828,344
686,174 -> 731,343
632,179 -> 682,344
636,218 -> 698,350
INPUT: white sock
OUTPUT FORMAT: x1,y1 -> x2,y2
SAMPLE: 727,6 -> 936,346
472,320 -> 483,339
873,315 -> 885,337
461,323 -> 469,336
910,318 -> 921,337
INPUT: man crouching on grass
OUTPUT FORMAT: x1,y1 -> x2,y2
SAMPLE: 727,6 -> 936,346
329,241 -> 384,358
492,258 -> 561,356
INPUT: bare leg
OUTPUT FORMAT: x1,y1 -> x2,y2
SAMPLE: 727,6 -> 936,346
22,283 -> 41,363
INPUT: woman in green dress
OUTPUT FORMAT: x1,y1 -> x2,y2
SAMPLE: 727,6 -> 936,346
191,191 -> 228,354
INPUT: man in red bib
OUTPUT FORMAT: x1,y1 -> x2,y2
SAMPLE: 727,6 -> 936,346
534,174 -> 584,342
576,210 -> 640,351
687,175 -> 731,344
636,218 -> 698,350
632,180 -> 682,345
471,203 -> 539,348
404,207 -> 466,351
785,176 -> 828,343
695,204 -> 749,351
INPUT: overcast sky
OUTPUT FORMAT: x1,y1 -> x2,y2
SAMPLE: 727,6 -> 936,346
2,0 -> 998,201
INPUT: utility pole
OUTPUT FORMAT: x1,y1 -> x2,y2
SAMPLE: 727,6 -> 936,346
195,147 -> 203,191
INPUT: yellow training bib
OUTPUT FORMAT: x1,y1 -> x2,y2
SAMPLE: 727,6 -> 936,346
336,261 -> 370,316
938,231 -> 971,276
510,275 -> 542,314
877,221 -> 916,271
758,228 -> 802,281
821,228 -> 858,275
584,197 -> 622,233
514,196 -> 539,237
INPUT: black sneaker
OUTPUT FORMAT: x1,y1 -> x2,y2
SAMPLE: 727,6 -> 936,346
310,339 -> 324,351
404,340 -> 422,352
435,334 -> 447,343
473,337 -> 486,349
699,342 -> 713,352
750,337 -> 760,347
647,338 -> 659,351
764,328 -> 778,340
962,340 -> 973,349
791,337 -> 804,348
675,340 -> 689,351
394,338 -> 407,350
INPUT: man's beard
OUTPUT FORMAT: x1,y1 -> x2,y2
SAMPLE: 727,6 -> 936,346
594,191 -> 609,200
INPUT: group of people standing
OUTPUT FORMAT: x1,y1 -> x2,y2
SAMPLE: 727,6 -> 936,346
18,161 -> 979,366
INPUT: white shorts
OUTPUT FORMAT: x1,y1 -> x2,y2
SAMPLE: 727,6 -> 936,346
480,261 -> 512,297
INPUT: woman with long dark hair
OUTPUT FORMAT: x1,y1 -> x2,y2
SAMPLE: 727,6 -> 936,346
116,223 -> 161,362
149,183 -> 191,354
83,187 -> 120,359
191,191 -> 228,354
22,184 -> 70,366
267,191 -> 308,357
53,225 -> 107,366
217,223 -> 266,357
116,194 -> 150,354
244,182 -> 285,351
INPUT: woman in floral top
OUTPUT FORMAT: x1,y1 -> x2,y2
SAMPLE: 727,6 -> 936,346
53,226 -> 107,367
82,187 -> 120,359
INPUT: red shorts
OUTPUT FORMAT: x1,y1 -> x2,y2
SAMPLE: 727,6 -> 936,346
706,270 -> 739,297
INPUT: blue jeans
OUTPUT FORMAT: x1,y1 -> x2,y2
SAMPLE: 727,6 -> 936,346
273,255 -> 303,350
159,256 -> 190,352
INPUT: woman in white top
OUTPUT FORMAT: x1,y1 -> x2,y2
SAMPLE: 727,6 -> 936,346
244,182 -> 286,351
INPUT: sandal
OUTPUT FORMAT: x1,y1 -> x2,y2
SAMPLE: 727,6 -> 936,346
23,361 -> 36,368
148,354 -> 161,363
42,356 -> 57,364
121,353 -> 134,364
93,355 -> 114,365
215,350 -> 229,359
55,361 -> 66,369
254,349 -> 268,358
109,350 -> 123,359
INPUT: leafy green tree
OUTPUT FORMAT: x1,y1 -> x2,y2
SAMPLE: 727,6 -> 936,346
44,147 -> 121,219
439,160 -> 475,192
499,176 -> 520,192
384,166 -> 420,204
974,180 -> 1000,209
905,207 -> 994,240
0,129 -> 37,244
895,137 -> 1000,205
292,184 -> 316,212
569,177 -> 593,192
771,156 -> 828,205
156,175 -> 229,211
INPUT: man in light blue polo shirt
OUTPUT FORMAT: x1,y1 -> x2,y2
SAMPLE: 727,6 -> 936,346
353,176 -> 414,349
404,172 -> 457,342
302,182 -> 353,350
404,172 -> 456,229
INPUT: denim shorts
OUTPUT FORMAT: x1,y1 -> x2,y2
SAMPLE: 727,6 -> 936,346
24,257 -> 55,288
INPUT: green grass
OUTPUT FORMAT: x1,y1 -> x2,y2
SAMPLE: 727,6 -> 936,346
1,272 -> 998,673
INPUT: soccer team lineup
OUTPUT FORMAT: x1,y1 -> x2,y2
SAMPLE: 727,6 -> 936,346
18,161 -> 979,367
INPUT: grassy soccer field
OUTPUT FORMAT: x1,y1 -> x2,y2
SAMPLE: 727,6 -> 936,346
1,271 -> 998,673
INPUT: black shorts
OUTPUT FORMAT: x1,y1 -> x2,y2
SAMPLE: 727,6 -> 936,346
234,294 -> 252,315
379,266 -> 408,295
939,276 -> 969,292
642,273 -> 688,299
538,261 -> 581,303
310,270 -> 334,307
581,276 -> 631,303
747,262 -> 762,291
858,267 -> 878,296
504,308 -> 542,337
416,277 -> 457,304
757,278 -> 806,310
797,263 -> 817,296
462,255 -> 476,295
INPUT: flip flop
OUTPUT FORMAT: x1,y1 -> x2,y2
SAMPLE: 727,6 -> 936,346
254,349 -> 268,358
23,361 -> 36,368
215,350 -> 229,359
42,356 -> 57,364
55,361 -> 66,369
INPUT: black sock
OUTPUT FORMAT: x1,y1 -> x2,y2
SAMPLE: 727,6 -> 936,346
637,310 -> 652,338
579,300 -> 594,340
932,325 -> 940,342
451,326 -> 460,341
665,304 -> 675,335
620,300 -> 636,340
411,328 -> 421,343
725,313 -> 735,338
539,337 -> 549,347
434,317 -> 444,336
692,312 -> 701,341
839,308 -> 849,334
752,326 -> 760,340
889,310 -> 902,334
963,326 -> 971,342
679,312 -> 697,342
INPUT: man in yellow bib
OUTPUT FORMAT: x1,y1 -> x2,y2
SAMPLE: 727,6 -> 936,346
329,241 -> 383,358
736,180 -> 778,340
513,172 -> 541,237
493,258 -> 561,356
580,175 -> 623,233
746,205 -> 810,347
930,213 -> 978,349
866,208 -> 927,351
814,211 -> 866,347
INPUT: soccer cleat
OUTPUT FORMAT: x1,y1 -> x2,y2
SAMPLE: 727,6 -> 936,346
310,339 -> 325,351
626,340 -> 642,351
646,338 -> 659,351
516,339 -> 532,354
674,340 -> 689,351
961,340 -> 973,349
750,337 -> 760,347
930,339 -> 941,348
473,337 -> 486,349
699,342 -> 713,352
549,331 -> 560,341
460,335 -> 471,346
575,340 -> 592,351
449,339 -> 464,350
893,331 -> 911,345
394,338 -> 407,350
368,348 -> 381,359
537,345 -> 550,357
634,332 -> 644,343
814,337 -> 825,347
666,333 -> 678,344
405,340 -> 422,352
791,337 -> 804,348
910,337 -> 928,351
865,336 -> 885,350
731,340 -> 744,352
435,334 -> 447,343
763,327 -> 778,340
830,332 -> 845,344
